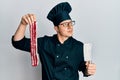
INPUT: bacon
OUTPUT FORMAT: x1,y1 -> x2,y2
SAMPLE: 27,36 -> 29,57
30,21 -> 39,67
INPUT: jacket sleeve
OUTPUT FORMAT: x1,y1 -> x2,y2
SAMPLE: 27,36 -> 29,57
79,61 -> 91,77
11,36 -> 30,52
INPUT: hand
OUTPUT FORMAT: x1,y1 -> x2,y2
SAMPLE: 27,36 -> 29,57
85,61 -> 96,75
13,14 -> 36,41
20,13 -> 36,26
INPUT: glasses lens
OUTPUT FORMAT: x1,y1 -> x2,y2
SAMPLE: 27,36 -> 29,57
59,21 -> 75,27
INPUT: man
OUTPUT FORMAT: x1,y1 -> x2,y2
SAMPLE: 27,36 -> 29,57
12,2 -> 96,80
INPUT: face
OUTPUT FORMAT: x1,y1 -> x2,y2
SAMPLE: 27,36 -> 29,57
54,20 -> 75,38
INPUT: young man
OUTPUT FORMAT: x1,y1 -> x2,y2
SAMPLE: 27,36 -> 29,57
12,2 -> 96,80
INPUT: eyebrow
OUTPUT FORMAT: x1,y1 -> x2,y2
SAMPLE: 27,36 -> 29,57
60,21 -> 72,24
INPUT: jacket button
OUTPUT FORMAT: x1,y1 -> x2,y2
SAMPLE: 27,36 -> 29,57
56,55 -> 59,58
64,67 -> 67,70
65,56 -> 69,59
57,44 -> 60,46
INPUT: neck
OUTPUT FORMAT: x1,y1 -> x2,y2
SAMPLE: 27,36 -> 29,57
57,34 -> 69,44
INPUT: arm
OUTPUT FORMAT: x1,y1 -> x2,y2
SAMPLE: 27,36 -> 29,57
13,14 -> 36,41
12,14 -> 37,51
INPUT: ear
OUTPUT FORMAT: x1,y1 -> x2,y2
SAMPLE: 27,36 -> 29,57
54,26 -> 59,32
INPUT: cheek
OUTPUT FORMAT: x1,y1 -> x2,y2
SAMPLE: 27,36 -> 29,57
58,27 -> 64,32
60,28 -> 67,33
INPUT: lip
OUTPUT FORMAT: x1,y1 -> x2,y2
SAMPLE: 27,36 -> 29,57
68,29 -> 72,31
67,30 -> 73,33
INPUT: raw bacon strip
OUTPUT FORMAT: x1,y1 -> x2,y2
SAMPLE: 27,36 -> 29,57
30,21 -> 39,67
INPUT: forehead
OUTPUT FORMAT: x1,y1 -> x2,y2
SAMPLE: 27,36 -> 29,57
60,19 -> 72,24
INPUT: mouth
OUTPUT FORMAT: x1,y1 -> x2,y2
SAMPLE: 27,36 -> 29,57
68,30 -> 73,32
67,30 -> 73,34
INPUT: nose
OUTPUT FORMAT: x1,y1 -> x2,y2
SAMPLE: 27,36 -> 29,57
67,24 -> 73,29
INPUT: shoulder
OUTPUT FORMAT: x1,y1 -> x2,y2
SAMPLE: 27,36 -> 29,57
38,35 -> 53,42
38,34 -> 54,39
71,37 -> 83,46
37,35 -> 55,44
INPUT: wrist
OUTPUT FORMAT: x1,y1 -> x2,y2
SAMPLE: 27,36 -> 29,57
19,22 -> 27,28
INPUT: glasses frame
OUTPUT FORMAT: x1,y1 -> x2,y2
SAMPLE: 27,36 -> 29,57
58,20 -> 75,28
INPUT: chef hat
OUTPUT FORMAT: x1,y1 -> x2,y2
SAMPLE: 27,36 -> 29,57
47,2 -> 72,26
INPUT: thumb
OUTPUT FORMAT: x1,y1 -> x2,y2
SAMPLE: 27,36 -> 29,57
85,61 -> 90,66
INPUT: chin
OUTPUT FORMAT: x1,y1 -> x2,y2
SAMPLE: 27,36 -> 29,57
67,34 -> 73,37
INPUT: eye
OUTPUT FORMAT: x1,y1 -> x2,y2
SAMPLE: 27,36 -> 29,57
63,23 -> 68,26
59,20 -> 75,27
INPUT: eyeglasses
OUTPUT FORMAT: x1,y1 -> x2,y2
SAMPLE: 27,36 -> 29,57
59,21 -> 75,27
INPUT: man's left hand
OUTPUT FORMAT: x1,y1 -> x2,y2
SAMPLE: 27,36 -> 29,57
85,61 -> 96,75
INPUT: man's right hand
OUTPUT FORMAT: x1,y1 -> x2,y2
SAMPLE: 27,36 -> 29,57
20,14 -> 36,26
13,13 -> 36,41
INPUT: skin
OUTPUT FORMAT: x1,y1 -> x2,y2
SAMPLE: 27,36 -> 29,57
13,14 -> 96,76
54,20 -> 73,44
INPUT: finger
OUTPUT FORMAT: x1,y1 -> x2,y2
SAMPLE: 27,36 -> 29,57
85,61 -> 90,65
26,14 -> 32,25
88,64 -> 96,68
88,67 -> 96,70
21,15 -> 29,25
87,71 -> 96,75
28,14 -> 35,24
33,14 -> 36,22
87,69 -> 96,74
85,61 -> 91,68
87,66 -> 96,70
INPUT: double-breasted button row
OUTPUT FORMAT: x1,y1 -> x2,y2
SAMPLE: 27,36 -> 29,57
56,55 -> 69,59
